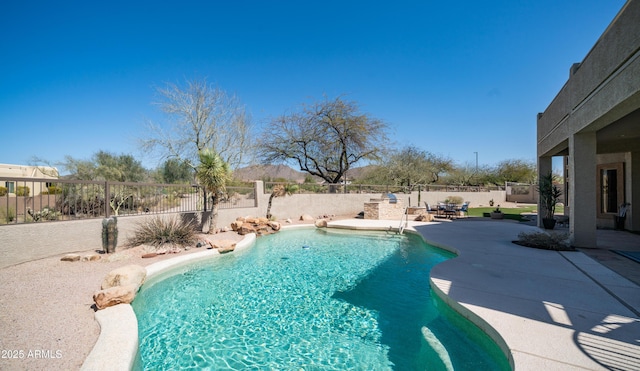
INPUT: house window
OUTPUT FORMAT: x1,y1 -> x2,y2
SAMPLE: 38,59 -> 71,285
597,163 -> 624,216
5,182 -> 15,193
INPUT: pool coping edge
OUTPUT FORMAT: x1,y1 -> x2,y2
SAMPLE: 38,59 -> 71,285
82,223 -> 514,370
81,233 -> 257,370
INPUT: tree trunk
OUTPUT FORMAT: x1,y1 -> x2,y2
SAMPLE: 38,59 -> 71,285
208,196 -> 220,234
266,193 -> 276,219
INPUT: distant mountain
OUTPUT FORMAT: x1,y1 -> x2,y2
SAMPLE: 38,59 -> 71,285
233,164 -> 376,183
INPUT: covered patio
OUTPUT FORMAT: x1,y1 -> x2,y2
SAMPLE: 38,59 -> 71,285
536,0 -> 640,247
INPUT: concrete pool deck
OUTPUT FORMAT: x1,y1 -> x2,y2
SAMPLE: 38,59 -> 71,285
329,218 -> 640,370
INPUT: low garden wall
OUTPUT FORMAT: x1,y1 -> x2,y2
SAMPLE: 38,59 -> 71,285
0,185 -> 507,268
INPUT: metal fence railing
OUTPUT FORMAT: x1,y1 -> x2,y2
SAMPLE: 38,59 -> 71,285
0,177 -> 256,226
263,182 -> 505,195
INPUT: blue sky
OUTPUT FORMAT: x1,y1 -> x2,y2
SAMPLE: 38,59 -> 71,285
0,0 -> 626,172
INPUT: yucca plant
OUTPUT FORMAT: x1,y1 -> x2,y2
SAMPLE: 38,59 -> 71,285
196,149 -> 232,233
127,215 -> 196,248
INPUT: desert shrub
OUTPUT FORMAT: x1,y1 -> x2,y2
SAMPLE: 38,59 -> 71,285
444,195 -> 464,205
0,187 -> 6,196
515,231 -> 573,251
1,207 -> 16,223
127,215 -> 197,248
27,206 -> 59,222
42,185 -> 63,194
16,186 -> 30,196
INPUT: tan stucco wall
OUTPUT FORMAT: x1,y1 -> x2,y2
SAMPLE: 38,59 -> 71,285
0,187 -> 510,268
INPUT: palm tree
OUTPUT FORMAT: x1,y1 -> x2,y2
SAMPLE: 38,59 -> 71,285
266,183 -> 298,219
196,149 -> 231,233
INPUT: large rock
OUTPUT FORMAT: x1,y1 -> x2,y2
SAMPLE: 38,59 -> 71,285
268,221 -> 281,231
215,240 -> 237,254
61,254 -> 81,262
82,254 -> 101,262
207,239 -> 237,250
315,219 -> 328,228
238,224 -> 257,235
101,265 -> 147,290
414,213 -> 435,222
230,220 -> 243,231
93,284 -> 138,310
300,214 -> 315,222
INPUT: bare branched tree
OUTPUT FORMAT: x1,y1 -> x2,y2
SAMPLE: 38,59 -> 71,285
382,146 -> 454,188
141,79 -> 252,171
258,97 -> 389,187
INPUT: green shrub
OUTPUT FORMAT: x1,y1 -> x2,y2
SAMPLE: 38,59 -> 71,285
1,207 -> 16,223
0,187 -> 6,196
127,215 -> 197,248
16,186 -> 30,196
42,185 -> 63,194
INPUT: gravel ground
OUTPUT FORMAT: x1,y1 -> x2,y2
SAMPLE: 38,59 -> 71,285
0,228 -> 262,371
0,214 -> 345,371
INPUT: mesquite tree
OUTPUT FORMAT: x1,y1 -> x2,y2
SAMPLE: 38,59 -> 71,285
258,97 -> 388,189
141,78 -> 252,171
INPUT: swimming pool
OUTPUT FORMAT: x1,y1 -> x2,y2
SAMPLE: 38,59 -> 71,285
132,228 -> 510,370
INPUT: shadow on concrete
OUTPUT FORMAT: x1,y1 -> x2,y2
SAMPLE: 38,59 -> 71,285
411,220 -> 640,370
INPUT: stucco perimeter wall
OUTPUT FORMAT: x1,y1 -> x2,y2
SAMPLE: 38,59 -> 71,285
0,188 -> 507,268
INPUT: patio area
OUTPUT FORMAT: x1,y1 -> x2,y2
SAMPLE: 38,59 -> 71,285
328,217 -> 640,370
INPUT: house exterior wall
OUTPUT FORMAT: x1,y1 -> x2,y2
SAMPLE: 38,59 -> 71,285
0,164 -> 59,196
537,1 -> 640,245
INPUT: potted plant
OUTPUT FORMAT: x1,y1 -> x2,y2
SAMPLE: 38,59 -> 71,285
490,205 -> 504,219
537,172 -> 562,229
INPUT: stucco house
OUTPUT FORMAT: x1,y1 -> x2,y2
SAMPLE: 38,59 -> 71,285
0,163 -> 59,196
537,0 -> 639,247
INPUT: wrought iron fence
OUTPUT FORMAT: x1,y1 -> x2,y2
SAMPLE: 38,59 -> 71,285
0,177 -> 256,226
264,182 -> 504,194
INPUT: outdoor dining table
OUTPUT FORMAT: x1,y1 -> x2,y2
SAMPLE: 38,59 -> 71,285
437,203 -> 460,219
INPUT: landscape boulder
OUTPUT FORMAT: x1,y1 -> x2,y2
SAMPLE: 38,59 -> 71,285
314,219 -> 328,228
60,254 -> 81,262
414,213 -> 435,222
268,221 -> 281,231
93,284 -> 138,310
300,214 -> 315,222
214,239 -> 237,254
101,264 -> 147,290
82,254 -> 101,262
238,224 -> 257,235
232,216 -> 282,237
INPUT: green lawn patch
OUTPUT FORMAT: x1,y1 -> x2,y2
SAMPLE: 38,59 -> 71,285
468,206 -> 536,222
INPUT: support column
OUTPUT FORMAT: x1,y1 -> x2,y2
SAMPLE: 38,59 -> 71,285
537,156 -> 552,229
569,132 -> 597,247
629,151 -> 640,232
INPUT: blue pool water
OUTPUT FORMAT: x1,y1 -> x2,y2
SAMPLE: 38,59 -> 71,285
132,228 -> 510,370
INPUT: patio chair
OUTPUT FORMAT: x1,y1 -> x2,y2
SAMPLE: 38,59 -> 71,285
456,202 -> 470,218
424,202 -> 437,214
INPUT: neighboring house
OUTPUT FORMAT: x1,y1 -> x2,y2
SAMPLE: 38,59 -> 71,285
0,163 -> 59,196
537,0 -> 640,247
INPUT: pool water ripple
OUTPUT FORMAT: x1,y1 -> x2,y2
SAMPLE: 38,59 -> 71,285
133,229 -> 509,370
